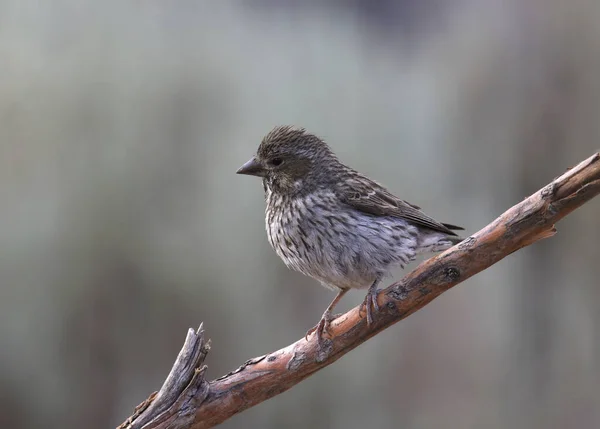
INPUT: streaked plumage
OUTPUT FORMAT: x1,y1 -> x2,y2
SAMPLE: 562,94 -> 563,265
237,126 -> 463,346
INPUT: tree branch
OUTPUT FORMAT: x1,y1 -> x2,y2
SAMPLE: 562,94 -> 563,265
118,152 -> 600,429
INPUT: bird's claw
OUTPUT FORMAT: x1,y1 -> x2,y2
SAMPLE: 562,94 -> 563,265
305,312 -> 333,345
305,325 -> 317,341
360,288 -> 380,325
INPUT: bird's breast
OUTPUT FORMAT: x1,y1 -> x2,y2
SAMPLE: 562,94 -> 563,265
264,190 -> 389,290
265,192 -> 308,271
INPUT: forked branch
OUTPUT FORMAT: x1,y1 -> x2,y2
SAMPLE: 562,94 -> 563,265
119,152 -> 600,429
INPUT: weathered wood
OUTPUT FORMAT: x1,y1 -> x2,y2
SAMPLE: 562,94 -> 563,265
118,153 -> 600,429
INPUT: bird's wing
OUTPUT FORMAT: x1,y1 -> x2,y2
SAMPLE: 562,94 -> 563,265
336,172 -> 463,236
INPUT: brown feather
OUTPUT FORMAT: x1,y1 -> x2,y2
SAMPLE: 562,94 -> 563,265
336,172 -> 462,236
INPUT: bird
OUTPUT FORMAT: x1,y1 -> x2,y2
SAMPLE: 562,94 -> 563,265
237,126 -> 463,347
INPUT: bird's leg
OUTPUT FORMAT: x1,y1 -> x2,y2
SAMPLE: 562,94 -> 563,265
360,277 -> 381,325
306,289 -> 348,345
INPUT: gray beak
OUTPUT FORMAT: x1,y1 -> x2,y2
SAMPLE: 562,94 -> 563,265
236,156 -> 265,177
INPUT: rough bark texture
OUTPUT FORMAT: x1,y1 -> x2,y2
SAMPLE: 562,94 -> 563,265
118,153 -> 600,429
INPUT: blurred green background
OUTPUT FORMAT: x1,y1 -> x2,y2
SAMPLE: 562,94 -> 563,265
0,1 -> 599,428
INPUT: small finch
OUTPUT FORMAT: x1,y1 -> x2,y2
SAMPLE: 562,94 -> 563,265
237,126 -> 463,346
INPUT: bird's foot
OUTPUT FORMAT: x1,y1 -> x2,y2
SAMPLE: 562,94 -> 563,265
360,288 -> 380,325
305,312 -> 334,347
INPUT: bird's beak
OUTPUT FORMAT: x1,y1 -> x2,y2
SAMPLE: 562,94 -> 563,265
236,156 -> 265,177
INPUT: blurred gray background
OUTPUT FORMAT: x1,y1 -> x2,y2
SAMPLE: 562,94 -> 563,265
1,1 -> 599,428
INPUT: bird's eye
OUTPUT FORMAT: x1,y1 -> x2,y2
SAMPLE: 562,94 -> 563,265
270,158 -> 283,166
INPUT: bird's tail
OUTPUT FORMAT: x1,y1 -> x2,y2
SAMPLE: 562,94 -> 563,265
416,229 -> 464,254
441,222 -> 464,234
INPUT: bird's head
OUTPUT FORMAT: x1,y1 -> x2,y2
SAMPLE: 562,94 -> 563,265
236,126 -> 338,194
